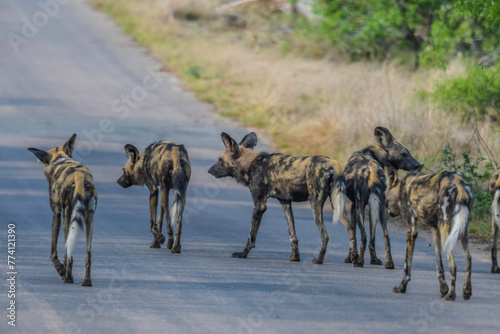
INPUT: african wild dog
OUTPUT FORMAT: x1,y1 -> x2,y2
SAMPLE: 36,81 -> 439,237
117,141 -> 191,252
386,166 -> 473,300
341,127 -> 421,269
28,134 -> 96,286
489,169 -> 500,273
208,132 -> 345,264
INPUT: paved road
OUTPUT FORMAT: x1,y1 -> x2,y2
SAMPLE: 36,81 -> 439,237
1,1 -> 499,333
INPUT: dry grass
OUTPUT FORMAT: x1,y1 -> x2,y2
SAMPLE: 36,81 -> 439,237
90,0 -> 500,171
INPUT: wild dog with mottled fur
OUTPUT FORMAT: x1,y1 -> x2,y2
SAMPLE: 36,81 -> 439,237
28,134 -> 97,286
117,141 -> 191,252
208,132 -> 345,264
489,169 -> 500,273
386,167 -> 473,300
342,127 -> 421,269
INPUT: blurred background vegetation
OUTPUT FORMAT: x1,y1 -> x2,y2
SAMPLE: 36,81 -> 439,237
91,0 -> 500,238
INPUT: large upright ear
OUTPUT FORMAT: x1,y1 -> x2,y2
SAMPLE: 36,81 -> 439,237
374,127 -> 394,148
385,165 -> 399,189
63,133 -> 77,157
124,144 -> 139,163
239,132 -> 258,149
221,132 -> 241,156
27,148 -> 51,164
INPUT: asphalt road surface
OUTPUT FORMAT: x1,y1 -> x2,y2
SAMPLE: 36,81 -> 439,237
1,1 -> 499,333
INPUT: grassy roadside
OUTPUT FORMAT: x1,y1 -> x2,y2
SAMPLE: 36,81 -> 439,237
89,0 -> 496,241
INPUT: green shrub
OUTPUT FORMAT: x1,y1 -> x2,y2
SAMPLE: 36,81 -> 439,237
430,64 -> 500,120
439,144 -> 493,224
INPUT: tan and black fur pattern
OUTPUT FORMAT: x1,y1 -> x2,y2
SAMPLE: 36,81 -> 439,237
28,134 -> 97,286
488,169 -> 500,273
208,132 -> 345,264
341,127 -> 421,269
386,167 -> 473,300
117,140 -> 191,252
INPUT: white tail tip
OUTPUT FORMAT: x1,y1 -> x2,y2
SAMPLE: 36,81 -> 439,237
442,205 -> 469,254
66,221 -> 79,259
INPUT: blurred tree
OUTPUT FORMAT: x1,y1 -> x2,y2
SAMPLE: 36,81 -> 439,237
313,0 -> 500,69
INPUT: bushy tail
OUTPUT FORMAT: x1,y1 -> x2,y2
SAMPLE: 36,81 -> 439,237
170,190 -> 182,229
66,175 -> 86,259
443,204 -> 470,254
172,168 -> 187,192
171,149 -> 188,191
330,173 -> 346,225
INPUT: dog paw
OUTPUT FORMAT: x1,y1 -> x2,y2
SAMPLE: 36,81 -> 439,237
171,242 -> 181,254
63,276 -> 74,284
353,260 -> 364,268
166,238 -> 174,250
157,234 -> 166,245
393,285 -> 406,294
440,284 -> 449,298
81,279 -> 92,287
443,292 -> 456,301
232,252 -> 248,258
149,240 -> 161,248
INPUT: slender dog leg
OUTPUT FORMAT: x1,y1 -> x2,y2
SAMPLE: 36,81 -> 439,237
393,224 -> 418,293
311,199 -> 329,264
280,200 -> 300,262
342,209 -> 359,264
81,211 -> 93,286
161,187 -> 173,249
379,207 -> 394,269
353,202 -> 366,267
441,224 -> 456,301
171,190 -> 186,254
368,208 -> 382,265
430,226 -> 448,297
461,232 -> 472,300
153,187 -> 167,246
492,220 -> 500,273
149,187 -> 161,248
50,209 -> 65,277
233,199 -> 267,258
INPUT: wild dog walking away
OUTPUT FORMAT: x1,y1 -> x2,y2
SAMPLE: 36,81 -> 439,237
489,169 -> 500,273
208,132 -> 345,264
386,167 -> 473,300
117,140 -> 191,252
28,134 -> 97,286
342,127 -> 421,269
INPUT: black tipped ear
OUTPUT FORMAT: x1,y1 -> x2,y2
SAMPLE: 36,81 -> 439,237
239,132 -> 258,149
374,127 -> 394,148
63,134 -> 77,157
124,144 -> 139,163
221,132 -> 241,156
28,148 -> 51,164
